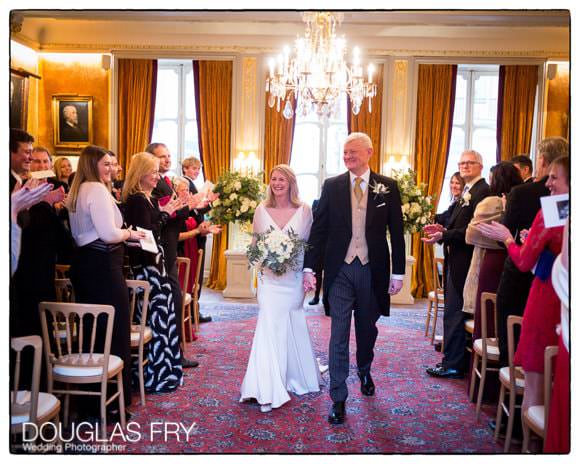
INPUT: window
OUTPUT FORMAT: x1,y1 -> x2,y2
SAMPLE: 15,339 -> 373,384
151,60 -> 203,184
290,96 -> 348,206
437,65 -> 499,212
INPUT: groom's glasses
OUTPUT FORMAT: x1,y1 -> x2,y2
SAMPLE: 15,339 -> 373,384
458,161 -> 479,167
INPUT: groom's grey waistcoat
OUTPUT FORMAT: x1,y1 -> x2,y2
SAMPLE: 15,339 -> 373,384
345,180 -> 369,265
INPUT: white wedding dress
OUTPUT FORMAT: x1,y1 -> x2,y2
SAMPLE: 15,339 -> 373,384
240,203 -> 322,409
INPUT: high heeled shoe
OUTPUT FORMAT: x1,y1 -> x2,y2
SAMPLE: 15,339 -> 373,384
260,404 -> 272,413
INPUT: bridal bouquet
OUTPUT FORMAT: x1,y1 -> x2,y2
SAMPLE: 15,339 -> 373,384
209,171 -> 265,225
246,227 -> 310,276
393,169 -> 434,234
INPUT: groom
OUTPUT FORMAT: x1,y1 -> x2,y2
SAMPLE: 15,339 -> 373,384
304,132 -> 406,424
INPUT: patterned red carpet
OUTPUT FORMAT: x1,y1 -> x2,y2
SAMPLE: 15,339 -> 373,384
112,302 -> 504,454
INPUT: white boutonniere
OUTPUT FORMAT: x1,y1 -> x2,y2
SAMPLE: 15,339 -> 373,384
370,180 -> 390,201
460,191 -> 471,207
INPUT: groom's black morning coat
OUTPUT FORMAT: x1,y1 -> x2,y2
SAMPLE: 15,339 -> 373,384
304,171 -> 406,317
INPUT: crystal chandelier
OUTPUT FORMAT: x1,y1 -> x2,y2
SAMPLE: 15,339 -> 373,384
266,12 -> 377,119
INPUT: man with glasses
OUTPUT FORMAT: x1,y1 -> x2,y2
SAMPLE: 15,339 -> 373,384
422,150 -> 490,378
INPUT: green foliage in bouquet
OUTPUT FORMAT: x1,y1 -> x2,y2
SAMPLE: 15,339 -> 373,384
209,171 -> 265,225
247,226 -> 310,276
393,169 -> 435,234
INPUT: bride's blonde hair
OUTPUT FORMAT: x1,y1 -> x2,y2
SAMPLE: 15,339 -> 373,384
264,164 -> 302,208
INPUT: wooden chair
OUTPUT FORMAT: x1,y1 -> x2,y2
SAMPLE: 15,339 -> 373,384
522,345 -> 558,452
39,301 -> 125,438
191,248 -> 204,333
426,256 -> 445,347
55,264 -> 71,279
494,315 -> 526,452
469,292 -> 500,419
55,278 -> 75,303
11,336 -> 61,442
176,257 -> 193,344
126,279 -> 152,406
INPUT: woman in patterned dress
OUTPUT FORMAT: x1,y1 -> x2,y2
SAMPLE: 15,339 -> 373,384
122,152 -> 186,393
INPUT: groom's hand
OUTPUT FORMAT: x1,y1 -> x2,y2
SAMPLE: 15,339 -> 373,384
388,278 -> 403,295
303,272 -> 316,293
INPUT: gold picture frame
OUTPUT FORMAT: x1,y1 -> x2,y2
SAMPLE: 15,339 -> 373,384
52,95 -> 93,148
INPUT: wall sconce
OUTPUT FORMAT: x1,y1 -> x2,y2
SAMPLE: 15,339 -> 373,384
233,151 -> 260,177
384,154 -> 410,176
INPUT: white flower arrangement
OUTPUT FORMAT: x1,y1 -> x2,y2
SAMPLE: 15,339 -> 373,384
393,169 -> 435,234
209,171 -> 264,225
246,227 -> 310,277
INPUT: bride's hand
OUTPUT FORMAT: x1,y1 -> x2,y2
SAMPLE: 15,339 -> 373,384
303,272 -> 316,293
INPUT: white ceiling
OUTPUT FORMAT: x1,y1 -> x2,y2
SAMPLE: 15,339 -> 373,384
11,10 -> 570,58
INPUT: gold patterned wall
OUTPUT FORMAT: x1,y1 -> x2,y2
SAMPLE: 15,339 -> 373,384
37,55 -> 110,153
544,63 -> 569,139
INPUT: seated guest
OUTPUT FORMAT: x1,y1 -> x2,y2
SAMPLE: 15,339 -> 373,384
511,154 -> 534,183
123,152 -> 185,392
423,150 -> 489,379
53,156 -> 74,190
435,171 -> 465,228
478,155 -> 568,415
545,218 -> 569,453
66,145 -> 145,414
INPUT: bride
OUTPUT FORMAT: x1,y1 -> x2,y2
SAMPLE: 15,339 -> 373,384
240,164 -> 322,413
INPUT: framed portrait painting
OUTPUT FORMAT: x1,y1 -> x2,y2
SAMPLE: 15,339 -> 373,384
52,95 -> 93,148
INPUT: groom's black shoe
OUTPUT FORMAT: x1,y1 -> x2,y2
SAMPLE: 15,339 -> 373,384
358,372 -> 375,396
328,401 -> 346,425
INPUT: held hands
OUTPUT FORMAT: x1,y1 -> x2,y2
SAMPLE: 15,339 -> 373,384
188,192 -> 211,210
389,278 -> 403,295
303,272 -> 316,293
519,228 -> 529,244
42,186 -> 66,206
126,227 -> 146,244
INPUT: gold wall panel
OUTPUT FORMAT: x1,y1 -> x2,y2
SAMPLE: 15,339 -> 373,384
544,65 -> 569,139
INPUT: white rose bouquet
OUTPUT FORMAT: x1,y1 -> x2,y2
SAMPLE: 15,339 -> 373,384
393,169 -> 434,234
209,171 -> 264,225
246,226 -> 310,276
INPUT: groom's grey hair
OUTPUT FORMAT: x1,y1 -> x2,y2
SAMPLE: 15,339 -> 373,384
461,149 -> 483,165
344,132 -> 373,149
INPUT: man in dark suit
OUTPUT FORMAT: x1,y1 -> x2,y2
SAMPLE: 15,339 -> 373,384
304,132 -> 406,424
423,150 -> 490,379
182,156 -> 212,323
146,142 -> 207,368
30,147 -> 68,191
10,129 -> 70,388
511,154 -> 535,183
308,198 -> 324,305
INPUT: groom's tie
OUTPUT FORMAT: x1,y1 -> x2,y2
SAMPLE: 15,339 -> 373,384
354,177 -> 363,204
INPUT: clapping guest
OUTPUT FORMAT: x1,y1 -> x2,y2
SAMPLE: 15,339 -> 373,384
181,156 -> 216,323
423,150 -> 490,379
146,143 -> 209,368
54,156 -> 74,189
434,172 -> 465,228
66,145 -> 145,415
477,155 -> 568,415
122,153 -> 185,392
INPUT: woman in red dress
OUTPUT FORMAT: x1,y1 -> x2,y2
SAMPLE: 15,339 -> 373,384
477,155 -> 568,415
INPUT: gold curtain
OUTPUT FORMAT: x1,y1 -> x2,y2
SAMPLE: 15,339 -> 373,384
498,65 -> 539,161
348,63 -> 384,173
411,64 -> 457,297
117,59 -> 156,174
197,61 -> 233,290
263,94 -> 296,177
